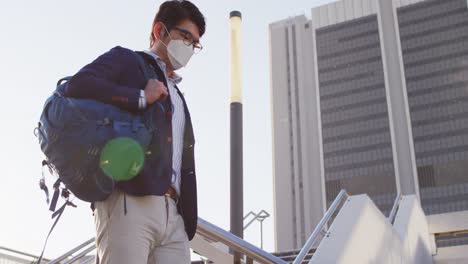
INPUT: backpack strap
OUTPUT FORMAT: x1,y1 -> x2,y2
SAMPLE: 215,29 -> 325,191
133,51 -> 172,130
35,200 -> 76,264
55,76 -> 72,97
37,160 -> 77,264
39,160 -> 63,212
49,178 -> 61,212
57,76 -> 72,87
134,51 -> 167,86
39,160 -> 51,205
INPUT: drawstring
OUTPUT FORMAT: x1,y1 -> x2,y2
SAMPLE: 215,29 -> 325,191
90,203 -> 95,216
123,192 -> 127,215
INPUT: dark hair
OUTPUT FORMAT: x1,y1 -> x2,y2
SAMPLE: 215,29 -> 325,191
150,0 -> 206,47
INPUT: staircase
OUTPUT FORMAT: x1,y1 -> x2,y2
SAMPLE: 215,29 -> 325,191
272,249 -> 315,263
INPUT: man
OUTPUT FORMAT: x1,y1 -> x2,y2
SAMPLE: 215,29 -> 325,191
65,1 -> 206,263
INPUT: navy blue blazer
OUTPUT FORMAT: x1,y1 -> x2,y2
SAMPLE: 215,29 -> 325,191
65,46 -> 198,240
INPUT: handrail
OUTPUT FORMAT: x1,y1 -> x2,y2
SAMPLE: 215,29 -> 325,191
197,217 -> 287,263
48,218 -> 287,264
388,192 -> 402,224
0,246 -> 51,262
48,238 -> 94,264
62,244 -> 96,264
292,189 -> 349,264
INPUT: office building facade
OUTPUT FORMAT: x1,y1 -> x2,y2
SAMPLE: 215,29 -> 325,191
270,0 -> 468,251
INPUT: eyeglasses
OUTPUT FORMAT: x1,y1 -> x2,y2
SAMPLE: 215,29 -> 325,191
172,26 -> 203,54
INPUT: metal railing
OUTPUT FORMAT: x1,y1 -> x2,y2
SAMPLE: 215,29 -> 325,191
47,218 -> 287,264
61,244 -> 95,264
48,238 -> 94,264
0,247 -> 50,263
197,217 -> 286,263
243,210 -> 270,249
292,189 -> 349,264
47,190 -> 352,264
388,192 -> 402,224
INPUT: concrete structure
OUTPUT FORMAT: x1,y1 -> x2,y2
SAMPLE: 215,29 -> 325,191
270,0 -> 468,252
310,194 -> 433,264
270,15 -> 323,251
393,196 -> 434,264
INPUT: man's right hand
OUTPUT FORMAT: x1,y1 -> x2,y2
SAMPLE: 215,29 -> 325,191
144,79 -> 168,104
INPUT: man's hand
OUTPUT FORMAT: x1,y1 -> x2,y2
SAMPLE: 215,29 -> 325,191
144,79 -> 168,104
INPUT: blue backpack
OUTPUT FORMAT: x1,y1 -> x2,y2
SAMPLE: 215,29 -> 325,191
35,52 -> 160,211
34,51 -> 168,264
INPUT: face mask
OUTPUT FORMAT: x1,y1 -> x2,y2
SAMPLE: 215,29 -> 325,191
161,25 -> 194,70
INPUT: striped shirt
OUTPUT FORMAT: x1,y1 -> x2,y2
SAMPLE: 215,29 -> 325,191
144,50 -> 185,196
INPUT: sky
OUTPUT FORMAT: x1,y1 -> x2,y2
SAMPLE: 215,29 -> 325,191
0,0 -> 335,260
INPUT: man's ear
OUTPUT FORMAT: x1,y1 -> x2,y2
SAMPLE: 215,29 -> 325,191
152,22 -> 164,41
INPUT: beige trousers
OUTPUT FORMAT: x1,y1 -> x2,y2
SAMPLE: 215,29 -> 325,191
94,189 -> 190,264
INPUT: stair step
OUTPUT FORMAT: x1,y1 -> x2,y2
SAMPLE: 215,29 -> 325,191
272,248 -> 316,263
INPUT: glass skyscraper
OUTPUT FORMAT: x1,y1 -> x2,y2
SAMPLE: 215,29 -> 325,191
397,0 -> 468,215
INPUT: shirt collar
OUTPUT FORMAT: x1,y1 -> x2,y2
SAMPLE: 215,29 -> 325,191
143,50 -> 183,85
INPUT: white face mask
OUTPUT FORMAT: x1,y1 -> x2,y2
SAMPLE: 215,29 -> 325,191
160,26 -> 194,70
